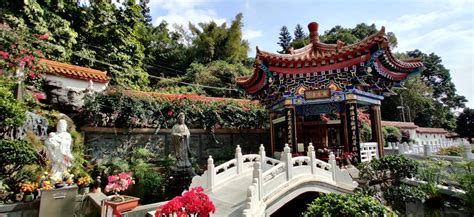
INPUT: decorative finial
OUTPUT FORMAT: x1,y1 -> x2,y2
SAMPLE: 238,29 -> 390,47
308,22 -> 319,44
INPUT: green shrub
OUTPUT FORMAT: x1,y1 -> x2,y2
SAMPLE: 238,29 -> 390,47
358,155 -> 418,189
437,146 -> 463,156
301,193 -> 386,217
0,139 -> 37,180
382,126 -> 401,143
0,81 -> 27,132
82,90 -> 268,130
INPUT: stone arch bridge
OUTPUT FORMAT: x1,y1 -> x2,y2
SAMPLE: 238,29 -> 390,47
190,144 -> 358,217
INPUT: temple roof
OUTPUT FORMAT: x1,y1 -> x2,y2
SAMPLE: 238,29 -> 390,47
237,22 -> 424,95
40,59 -> 109,83
416,127 -> 448,134
381,121 -> 418,129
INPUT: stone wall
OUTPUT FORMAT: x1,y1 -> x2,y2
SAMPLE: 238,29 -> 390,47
82,127 -> 270,164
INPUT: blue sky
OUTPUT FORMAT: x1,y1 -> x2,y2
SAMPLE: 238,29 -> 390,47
147,0 -> 474,108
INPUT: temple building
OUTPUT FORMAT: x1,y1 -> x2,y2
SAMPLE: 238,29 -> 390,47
237,22 -> 423,162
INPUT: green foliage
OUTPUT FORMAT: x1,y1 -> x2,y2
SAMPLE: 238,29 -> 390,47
456,108 -> 474,142
382,75 -> 434,123
301,193 -> 386,217
359,122 -> 372,143
0,80 -> 27,132
358,155 -> 418,193
188,13 -> 249,64
83,90 -> 268,130
4,0 -> 150,89
319,23 -> 397,48
294,24 -> 306,40
383,184 -> 427,213
277,26 -> 292,54
184,60 -> 252,97
0,139 -> 38,194
382,126 -> 401,143
437,146 -> 463,156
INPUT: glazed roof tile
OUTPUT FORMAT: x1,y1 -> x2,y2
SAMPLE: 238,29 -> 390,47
40,59 -> 109,83
381,121 -> 419,129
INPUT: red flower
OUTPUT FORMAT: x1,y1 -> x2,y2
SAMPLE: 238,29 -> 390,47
156,187 -> 215,217
29,73 -> 36,79
0,51 -> 9,59
33,34 -> 49,40
167,110 -> 173,117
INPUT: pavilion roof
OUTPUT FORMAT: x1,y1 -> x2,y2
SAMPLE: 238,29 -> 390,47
237,21 -> 423,94
40,59 -> 109,83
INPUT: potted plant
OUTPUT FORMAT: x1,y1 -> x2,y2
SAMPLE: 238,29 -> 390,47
20,182 -> 37,202
104,172 -> 139,213
77,176 -> 92,194
155,187 -> 215,217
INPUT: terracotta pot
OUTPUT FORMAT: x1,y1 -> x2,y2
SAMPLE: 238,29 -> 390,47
104,195 -> 140,213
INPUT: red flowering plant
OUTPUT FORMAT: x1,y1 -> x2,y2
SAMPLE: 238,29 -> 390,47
0,28 -> 46,92
155,187 -> 215,217
104,172 -> 135,202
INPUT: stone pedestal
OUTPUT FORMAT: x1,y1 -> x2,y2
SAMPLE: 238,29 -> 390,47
163,167 -> 195,200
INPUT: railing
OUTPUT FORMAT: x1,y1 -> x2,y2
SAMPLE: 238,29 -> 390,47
242,143 -> 357,217
360,142 -> 378,162
384,141 -> 473,160
190,144 -> 268,192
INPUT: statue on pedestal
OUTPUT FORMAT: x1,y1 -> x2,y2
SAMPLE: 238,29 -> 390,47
44,119 -> 74,179
171,112 -> 192,169
164,113 -> 195,199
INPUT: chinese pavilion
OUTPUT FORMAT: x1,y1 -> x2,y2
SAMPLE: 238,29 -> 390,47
237,22 -> 423,162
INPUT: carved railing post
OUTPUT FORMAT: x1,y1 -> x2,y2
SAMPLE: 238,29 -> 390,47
259,144 -> 266,171
398,142 -> 404,154
403,142 -> 409,154
423,143 -> 432,157
408,142 -> 414,153
207,156 -> 215,192
307,143 -> 317,175
236,145 -> 243,175
329,152 -> 337,182
283,144 -> 292,181
253,162 -> 263,200
463,142 -> 473,160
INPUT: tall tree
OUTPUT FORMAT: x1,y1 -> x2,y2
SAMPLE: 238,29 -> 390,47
189,13 -> 249,64
224,13 -> 249,63
381,76 -> 434,123
406,50 -> 467,108
139,0 -> 152,26
277,26 -> 292,54
294,24 -> 305,40
456,108 -> 474,143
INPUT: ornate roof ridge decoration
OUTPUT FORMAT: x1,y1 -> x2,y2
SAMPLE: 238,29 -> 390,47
237,21 -> 424,97
40,59 -> 109,83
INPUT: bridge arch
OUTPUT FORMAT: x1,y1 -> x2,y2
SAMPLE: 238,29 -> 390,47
265,178 -> 353,216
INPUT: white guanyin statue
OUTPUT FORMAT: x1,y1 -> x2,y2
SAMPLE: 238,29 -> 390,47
44,119 -> 74,179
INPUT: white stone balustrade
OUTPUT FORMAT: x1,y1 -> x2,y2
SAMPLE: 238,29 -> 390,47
360,142 -> 379,162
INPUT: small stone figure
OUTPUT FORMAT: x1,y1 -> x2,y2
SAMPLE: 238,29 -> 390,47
44,119 -> 74,179
171,113 -> 192,169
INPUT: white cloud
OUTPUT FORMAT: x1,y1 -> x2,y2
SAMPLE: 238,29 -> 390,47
372,3 -> 474,107
243,29 -> 263,40
149,0 -> 226,29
